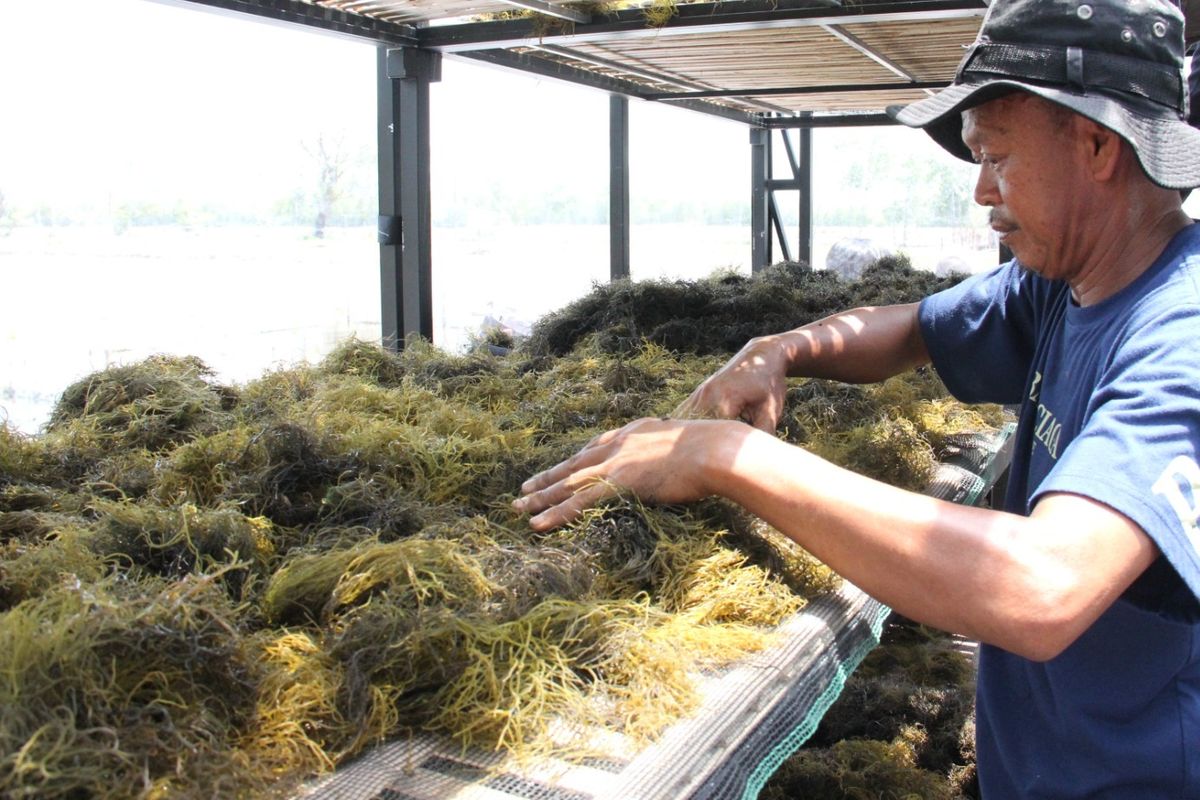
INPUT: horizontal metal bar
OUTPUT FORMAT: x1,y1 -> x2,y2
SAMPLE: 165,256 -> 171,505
760,112 -> 897,128
533,43 -> 708,91
536,43 -> 792,115
821,23 -> 918,82
766,178 -> 803,190
646,80 -> 947,100
455,49 -> 759,125
420,0 -> 987,53
497,0 -> 591,24
456,48 -> 653,96
154,0 -> 418,45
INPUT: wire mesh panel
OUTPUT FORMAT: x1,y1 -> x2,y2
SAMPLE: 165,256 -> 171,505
298,424 -> 1014,800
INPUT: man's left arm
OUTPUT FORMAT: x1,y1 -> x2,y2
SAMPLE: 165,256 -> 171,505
515,416 -> 1158,662
713,427 -> 1158,662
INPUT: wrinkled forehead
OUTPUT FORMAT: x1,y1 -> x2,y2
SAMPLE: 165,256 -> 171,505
960,92 -> 1062,148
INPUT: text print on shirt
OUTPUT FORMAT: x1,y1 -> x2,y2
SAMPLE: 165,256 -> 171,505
1152,455 -> 1200,557
1028,372 -> 1062,460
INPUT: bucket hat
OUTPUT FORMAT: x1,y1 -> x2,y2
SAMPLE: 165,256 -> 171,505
890,0 -> 1200,190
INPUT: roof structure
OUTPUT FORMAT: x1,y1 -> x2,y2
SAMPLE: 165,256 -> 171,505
170,0 -> 1200,127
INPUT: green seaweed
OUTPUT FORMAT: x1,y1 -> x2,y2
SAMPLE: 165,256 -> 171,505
0,258 -> 1000,797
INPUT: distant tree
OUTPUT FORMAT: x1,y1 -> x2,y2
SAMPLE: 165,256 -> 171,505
929,161 -> 974,227
304,134 -> 347,239
0,188 -> 12,235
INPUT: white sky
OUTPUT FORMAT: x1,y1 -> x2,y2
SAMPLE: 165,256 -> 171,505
0,0 -> 761,434
0,0 -> 755,219
0,0 -> 374,212
2,0 -> 1194,222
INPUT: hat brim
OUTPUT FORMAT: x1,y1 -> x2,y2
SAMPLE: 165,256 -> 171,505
888,80 -> 1200,190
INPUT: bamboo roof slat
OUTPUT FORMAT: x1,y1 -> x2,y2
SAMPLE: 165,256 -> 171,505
228,0 -> 1197,120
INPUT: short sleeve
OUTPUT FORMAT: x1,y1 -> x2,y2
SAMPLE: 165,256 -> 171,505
917,261 -> 1043,405
1036,303 -> 1200,600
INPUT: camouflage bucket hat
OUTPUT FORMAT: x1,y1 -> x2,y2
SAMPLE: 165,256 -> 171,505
890,0 -> 1200,190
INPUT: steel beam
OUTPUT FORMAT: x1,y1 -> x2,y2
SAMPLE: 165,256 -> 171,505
378,47 -> 440,350
420,0 -> 987,53
155,0 -> 417,45
750,127 -> 770,273
821,24 -> 919,82
761,112 -> 896,128
532,44 -> 790,115
769,193 -> 794,263
777,128 -> 812,265
456,49 -> 759,126
795,126 -> 813,266
610,95 -> 631,281
534,43 -> 708,91
644,80 -> 946,100
756,127 -> 812,268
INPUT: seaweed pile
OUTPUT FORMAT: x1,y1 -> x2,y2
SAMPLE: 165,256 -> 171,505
0,258 -> 998,798
524,254 -> 964,358
762,618 -> 979,800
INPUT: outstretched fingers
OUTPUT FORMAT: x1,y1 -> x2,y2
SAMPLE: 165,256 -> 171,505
514,431 -> 627,525
517,430 -> 618,499
512,418 -> 702,530
524,478 -> 614,531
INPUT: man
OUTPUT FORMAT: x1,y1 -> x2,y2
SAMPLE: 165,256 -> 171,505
514,0 -> 1200,795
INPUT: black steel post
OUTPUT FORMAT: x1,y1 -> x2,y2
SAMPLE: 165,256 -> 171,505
750,127 -> 769,272
610,94 -> 631,281
377,46 -> 440,350
778,124 -> 812,266
769,192 -> 794,263
798,123 -> 813,267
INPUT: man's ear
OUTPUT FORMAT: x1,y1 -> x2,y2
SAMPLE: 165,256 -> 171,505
1078,118 -> 1124,182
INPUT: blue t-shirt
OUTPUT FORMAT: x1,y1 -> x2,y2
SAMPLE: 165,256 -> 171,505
918,222 -> 1200,798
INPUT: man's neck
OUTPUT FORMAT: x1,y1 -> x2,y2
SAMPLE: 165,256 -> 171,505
1069,208 -> 1192,306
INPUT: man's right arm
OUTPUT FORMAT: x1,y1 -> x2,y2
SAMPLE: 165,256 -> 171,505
675,302 -> 929,431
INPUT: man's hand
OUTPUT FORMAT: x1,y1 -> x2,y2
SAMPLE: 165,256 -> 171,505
512,417 -> 749,531
673,336 -> 790,432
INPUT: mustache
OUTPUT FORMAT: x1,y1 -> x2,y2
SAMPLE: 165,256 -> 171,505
988,209 -> 1016,230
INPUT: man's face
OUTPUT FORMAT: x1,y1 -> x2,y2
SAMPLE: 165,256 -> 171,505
962,94 -> 1089,279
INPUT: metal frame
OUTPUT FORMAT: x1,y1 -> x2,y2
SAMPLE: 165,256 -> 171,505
149,0 -> 417,45
164,0 -> 996,348
152,6 -> 980,121
378,47 -> 440,349
458,48 -> 759,125
418,0 -> 987,53
763,113 -> 895,128
162,0 -> 985,128
821,24 -> 920,82
750,129 -> 768,272
530,43 -> 793,115
788,124 -> 814,268
751,127 -> 813,271
643,81 -> 946,101
610,95 -> 631,280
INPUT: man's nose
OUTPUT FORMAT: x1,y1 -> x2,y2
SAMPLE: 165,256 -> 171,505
974,165 -> 998,207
